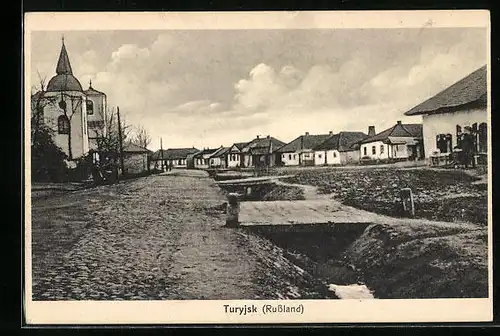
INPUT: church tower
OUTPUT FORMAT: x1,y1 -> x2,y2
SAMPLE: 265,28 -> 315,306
42,37 -> 89,161
33,38 -> 107,162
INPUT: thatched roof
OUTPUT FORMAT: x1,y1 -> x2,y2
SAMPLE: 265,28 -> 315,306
276,133 -> 332,153
404,65 -> 487,116
360,122 -> 422,144
315,132 -> 368,151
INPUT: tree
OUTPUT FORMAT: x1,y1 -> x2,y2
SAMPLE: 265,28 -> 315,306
131,124 -> 152,149
31,70 -> 58,146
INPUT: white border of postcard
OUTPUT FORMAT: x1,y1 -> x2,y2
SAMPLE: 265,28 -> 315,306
24,10 -> 492,324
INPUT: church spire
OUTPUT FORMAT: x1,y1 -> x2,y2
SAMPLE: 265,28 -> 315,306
56,36 -> 73,75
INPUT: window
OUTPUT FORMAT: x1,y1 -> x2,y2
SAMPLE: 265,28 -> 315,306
380,145 -> 384,154
294,154 -> 297,160
178,159 -> 182,165
372,146 -> 376,155
436,134 -> 452,153
318,154 -> 322,159
333,151 -> 337,158
363,147 -> 367,156
86,99 -> 94,115
288,154 -> 292,160
57,115 -> 70,134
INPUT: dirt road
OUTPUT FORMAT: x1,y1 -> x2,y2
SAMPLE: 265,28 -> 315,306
30,170 -> 331,300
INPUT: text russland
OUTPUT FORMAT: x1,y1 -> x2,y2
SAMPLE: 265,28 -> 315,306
223,303 -> 304,316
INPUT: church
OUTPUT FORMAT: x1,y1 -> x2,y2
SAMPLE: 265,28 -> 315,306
32,38 -> 108,163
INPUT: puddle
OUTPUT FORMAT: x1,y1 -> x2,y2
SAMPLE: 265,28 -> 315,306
328,284 -> 375,299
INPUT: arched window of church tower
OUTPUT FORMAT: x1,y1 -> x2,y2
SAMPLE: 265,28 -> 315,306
58,115 -> 70,134
86,99 -> 94,115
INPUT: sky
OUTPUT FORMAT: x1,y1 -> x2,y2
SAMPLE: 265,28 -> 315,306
30,28 -> 487,150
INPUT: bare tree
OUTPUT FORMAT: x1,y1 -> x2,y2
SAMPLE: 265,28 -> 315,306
92,107 -> 131,157
31,70 -> 58,145
131,124 -> 152,149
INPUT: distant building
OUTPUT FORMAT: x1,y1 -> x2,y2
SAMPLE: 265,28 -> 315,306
240,135 -> 286,168
152,147 -> 199,169
223,142 -> 248,168
208,146 -> 229,168
359,122 -> 424,161
122,142 -> 150,175
192,148 -> 219,169
313,131 -> 368,165
31,38 -> 107,161
276,132 -> 332,166
404,65 -> 487,165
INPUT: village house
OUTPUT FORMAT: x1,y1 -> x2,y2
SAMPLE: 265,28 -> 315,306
208,146 -> 229,168
404,65 -> 487,166
359,122 -> 424,162
276,132 -> 333,166
122,142 -> 151,175
240,135 -> 286,168
223,142 -> 248,168
32,38 -> 107,163
152,147 -> 199,170
192,148 -> 219,169
313,131 -> 368,165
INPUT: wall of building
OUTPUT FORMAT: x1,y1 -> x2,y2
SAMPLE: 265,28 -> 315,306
42,91 -> 88,159
390,144 -> 409,159
227,153 -> 241,168
360,141 -> 390,160
123,152 -> 148,174
340,150 -> 360,164
280,152 -> 300,166
86,94 -> 107,139
422,107 -> 487,158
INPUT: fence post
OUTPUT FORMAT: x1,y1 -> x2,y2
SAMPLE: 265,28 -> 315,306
400,187 -> 415,217
226,193 -> 240,227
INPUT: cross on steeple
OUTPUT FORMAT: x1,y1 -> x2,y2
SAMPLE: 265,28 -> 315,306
89,78 -> 93,89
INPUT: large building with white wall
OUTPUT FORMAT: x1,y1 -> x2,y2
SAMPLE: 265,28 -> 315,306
31,38 -> 107,162
404,65 -> 487,163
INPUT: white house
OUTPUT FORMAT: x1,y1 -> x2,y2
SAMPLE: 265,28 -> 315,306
223,142 -> 247,168
313,131 -> 368,165
240,135 -> 286,168
152,147 -> 199,169
404,65 -> 487,165
276,132 -> 332,166
193,148 -> 219,169
359,122 -> 424,162
208,146 -> 228,168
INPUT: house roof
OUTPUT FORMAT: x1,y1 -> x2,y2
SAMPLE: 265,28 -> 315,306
46,40 -> 83,92
234,142 -> 249,150
209,147 -> 230,158
277,133 -> 332,153
360,123 -> 423,144
404,65 -> 487,116
123,142 -> 150,153
315,132 -> 368,151
153,147 -> 199,160
241,136 -> 286,153
193,148 -> 219,158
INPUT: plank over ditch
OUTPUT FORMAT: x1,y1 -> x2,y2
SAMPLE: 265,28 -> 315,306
239,200 -> 374,226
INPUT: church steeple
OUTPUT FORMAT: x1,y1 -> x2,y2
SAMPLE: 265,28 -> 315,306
56,36 -> 73,75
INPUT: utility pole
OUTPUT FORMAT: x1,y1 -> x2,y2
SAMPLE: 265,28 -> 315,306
117,106 -> 125,176
160,137 -> 165,171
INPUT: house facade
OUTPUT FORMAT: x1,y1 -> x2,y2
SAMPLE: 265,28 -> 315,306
313,131 -> 368,165
32,39 -> 107,162
240,135 -> 286,168
193,148 -> 219,169
404,65 -> 488,165
152,147 -> 199,169
277,132 -> 332,166
223,142 -> 247,168
122,142 -> 150,175
359,122 -> 424,161
209,146 -> 229,168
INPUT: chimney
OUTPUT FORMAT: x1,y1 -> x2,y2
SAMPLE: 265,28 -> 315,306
329,131 -> 333,135
266,135 -> 270,139
397,120 -> 402,124
256,135 -> 260,139
368,126 -> 376,137
305,132 -> 309,136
